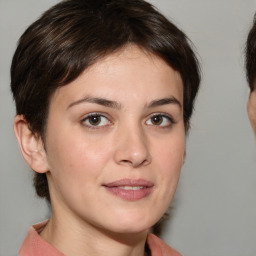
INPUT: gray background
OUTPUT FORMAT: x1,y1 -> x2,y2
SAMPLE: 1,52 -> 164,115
1,0 -> 256,255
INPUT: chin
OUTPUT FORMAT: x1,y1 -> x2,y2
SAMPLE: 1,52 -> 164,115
109,225 -> 150,236
105,211 -> 161,234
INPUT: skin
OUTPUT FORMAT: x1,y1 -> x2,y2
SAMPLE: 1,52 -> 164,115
14,45 -> 185,256
248,90 -> 256,134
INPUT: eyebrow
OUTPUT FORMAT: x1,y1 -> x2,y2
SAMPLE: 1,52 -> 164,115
67,97 -> 121,110
67,96 -> 181,110
147,97 -> 182,109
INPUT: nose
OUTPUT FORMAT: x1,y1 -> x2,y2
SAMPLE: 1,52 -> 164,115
113,124 -> 151,168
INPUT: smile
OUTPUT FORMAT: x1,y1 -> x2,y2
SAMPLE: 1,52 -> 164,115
118,186 -> 144,190
103,179 -> 154,201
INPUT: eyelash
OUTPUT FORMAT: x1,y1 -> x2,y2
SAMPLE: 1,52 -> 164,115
80,112 -> 175,129
80,112 -> 111,129
145,113 -> 175,128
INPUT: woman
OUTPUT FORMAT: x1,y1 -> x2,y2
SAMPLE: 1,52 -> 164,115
246,14 -> 256,134
11,0 -> 200,255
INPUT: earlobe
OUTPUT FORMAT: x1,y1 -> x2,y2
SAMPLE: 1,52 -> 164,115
14,115 -> 49,173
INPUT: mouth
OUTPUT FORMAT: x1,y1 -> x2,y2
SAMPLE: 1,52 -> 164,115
103,179 -> 154,201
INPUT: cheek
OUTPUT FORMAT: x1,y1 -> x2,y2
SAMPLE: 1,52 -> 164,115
148,133 -> 185,219
46,125 -> 112,173
45,137 -> 117,211
153,132 -> 185,188
154,131 -> 185,165
45,132 -> 113,204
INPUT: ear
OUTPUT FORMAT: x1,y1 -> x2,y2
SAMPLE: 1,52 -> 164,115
14,115 -> 49,173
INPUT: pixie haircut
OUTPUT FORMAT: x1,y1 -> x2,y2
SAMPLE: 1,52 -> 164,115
11,0 -> 201,202
246,14 -> 256,91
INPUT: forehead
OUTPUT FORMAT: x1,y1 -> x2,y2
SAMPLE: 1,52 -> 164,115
93,45 -> 179,77
50,45 -> 183,107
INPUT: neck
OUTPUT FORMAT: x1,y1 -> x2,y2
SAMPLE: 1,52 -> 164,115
40,213 -> 148,256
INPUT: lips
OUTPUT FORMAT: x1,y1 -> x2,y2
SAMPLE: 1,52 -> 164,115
103,179 -> 154,201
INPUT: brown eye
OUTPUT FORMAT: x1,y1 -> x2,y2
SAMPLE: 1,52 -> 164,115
82,114 -> 110,127
88,116 -> 101,125
151,115 -> 163,125
145,114 -> 173,127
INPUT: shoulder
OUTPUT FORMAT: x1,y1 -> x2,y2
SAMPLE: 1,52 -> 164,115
19,221 -> 65,256
147,233 -> 182,256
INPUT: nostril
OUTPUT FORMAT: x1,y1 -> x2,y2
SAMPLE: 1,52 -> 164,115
113,131 -> 151,167
120,158 -> 150,168
121,160 -> 132,164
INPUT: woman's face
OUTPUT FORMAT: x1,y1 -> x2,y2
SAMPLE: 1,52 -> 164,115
43,46 -> 185,234
248,90 -> 256,134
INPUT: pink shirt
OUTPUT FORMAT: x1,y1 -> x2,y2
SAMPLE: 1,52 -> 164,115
19,221 -> 182,256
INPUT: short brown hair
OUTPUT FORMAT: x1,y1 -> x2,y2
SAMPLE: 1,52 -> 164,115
11,0 -> 201,202
246,14 -> 256,91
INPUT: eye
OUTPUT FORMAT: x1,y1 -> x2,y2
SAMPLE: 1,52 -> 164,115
145,114 -> 174,127
81,113 -> 110,128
